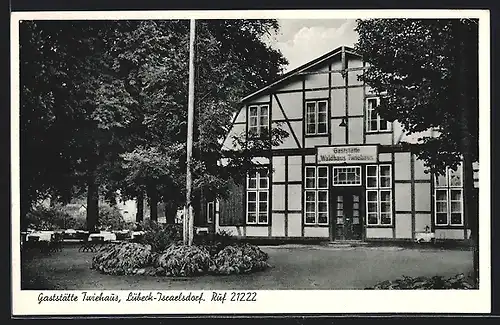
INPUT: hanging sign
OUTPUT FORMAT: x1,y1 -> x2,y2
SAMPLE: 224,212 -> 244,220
317,145 -> 378,164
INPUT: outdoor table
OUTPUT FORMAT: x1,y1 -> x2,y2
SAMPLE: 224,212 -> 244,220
25,231 -> 63,252
130,231 -> 145,242
79,232 -> 117,252
26,231 -> 53,242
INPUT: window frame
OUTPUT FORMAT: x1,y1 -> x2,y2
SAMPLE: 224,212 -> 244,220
304,166 -> 329,226
332,166 -> 362,187
365,164 -> 393,226
365,97 -> 391,133
248,104 -> 270,138
433,165 -> 464,226
305,100 -> 329,136
246,168 -> 269,225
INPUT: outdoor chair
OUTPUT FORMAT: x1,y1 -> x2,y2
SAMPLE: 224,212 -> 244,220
24,235 -> 40,251
48,232 -> 64,252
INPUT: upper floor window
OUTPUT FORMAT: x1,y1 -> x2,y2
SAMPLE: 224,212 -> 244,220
434,165 -> 463,226
305,100 -> 328,135
248,104 -> 269,137
366,97 -> 391,132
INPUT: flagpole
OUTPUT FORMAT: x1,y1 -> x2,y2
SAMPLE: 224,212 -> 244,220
184,19 -> 196,246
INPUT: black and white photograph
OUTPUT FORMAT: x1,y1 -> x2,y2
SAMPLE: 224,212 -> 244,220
11,9 -> 491,315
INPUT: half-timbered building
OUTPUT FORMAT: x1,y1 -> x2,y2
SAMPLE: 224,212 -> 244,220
204,46 -> 479,242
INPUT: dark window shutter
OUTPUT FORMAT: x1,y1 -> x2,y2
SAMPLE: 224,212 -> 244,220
219,179 -> 245,226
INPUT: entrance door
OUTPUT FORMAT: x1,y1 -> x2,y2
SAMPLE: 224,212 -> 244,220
334,191 -> 363,240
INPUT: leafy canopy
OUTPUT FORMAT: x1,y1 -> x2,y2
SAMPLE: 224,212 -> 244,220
354,19 -> 478,174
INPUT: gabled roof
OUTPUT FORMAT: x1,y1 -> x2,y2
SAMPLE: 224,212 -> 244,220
241,45 -> 360,103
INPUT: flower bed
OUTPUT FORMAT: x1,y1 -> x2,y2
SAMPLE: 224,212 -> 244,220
210,243 -> 270,275
91,241 -> 270,277
91,242 -> 153,275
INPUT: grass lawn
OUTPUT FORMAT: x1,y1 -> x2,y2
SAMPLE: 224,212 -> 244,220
21,245 -> 473,290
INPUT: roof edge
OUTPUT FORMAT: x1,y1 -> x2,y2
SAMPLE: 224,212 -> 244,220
241,45 -> 359,103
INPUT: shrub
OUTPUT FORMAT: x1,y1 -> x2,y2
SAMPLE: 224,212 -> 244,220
154,245 -> 212,277
139,221 -> 183,252
97,203 -> 127,231
366,274 -> 475,289
25,204 -> 74,230
195,229 -> 236,256
92,242 -> 153,275
210,243 -> 270,275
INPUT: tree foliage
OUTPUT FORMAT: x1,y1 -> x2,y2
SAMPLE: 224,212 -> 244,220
355,18 -> 479,286
354,19 -> 478,174
19,19 -> 289,225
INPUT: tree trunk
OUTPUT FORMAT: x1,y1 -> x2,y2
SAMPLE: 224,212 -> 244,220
148,185 -> 158,222
86,172 -> 99,233
136,191 -> 144,223
456,20 -> 479,288
164,198 -> 176,224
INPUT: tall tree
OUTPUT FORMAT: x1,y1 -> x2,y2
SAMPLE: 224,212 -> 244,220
355,18 -> 479,285
100,20 -> 289,215
20,20 -> 139,231
20,19 -> 289,233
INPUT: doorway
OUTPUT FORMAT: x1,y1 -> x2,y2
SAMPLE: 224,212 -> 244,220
333,190 -> 364,240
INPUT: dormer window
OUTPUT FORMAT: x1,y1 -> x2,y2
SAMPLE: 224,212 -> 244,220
366,97 -> 391,132
248,104 -> 269,137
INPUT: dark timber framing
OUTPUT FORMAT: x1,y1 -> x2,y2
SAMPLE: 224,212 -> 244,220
410,152 -> 416,240
285,155 -> 289,237
268,94 -> 273,236
328,62 -> 332,146
274,84 -> 364,95
342,46 -> 349,144
301,77 -> 306,149
392,151 -> 397,238
273,94 -> 301,148
301,152 -> 306,237
363,60 -> 367,144
242,46 -> 357,103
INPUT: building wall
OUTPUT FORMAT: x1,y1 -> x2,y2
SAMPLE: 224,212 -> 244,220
216,48 -> 475,241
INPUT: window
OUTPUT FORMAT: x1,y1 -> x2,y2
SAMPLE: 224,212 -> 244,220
366,165 -> 393,225
304,166 -> 329,225
246,169 -> 269,224
248,104 -> 269,137
207,202 -> 215,223
366,97 -> 390,132
333,166 -> 362,186
434,165 -> 463,226
305,100 -> 328,135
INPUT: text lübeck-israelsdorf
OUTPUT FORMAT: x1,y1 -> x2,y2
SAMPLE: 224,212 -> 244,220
37,291 -> 205,304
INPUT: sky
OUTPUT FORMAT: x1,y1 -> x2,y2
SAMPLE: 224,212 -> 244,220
266,19 -> 359,73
